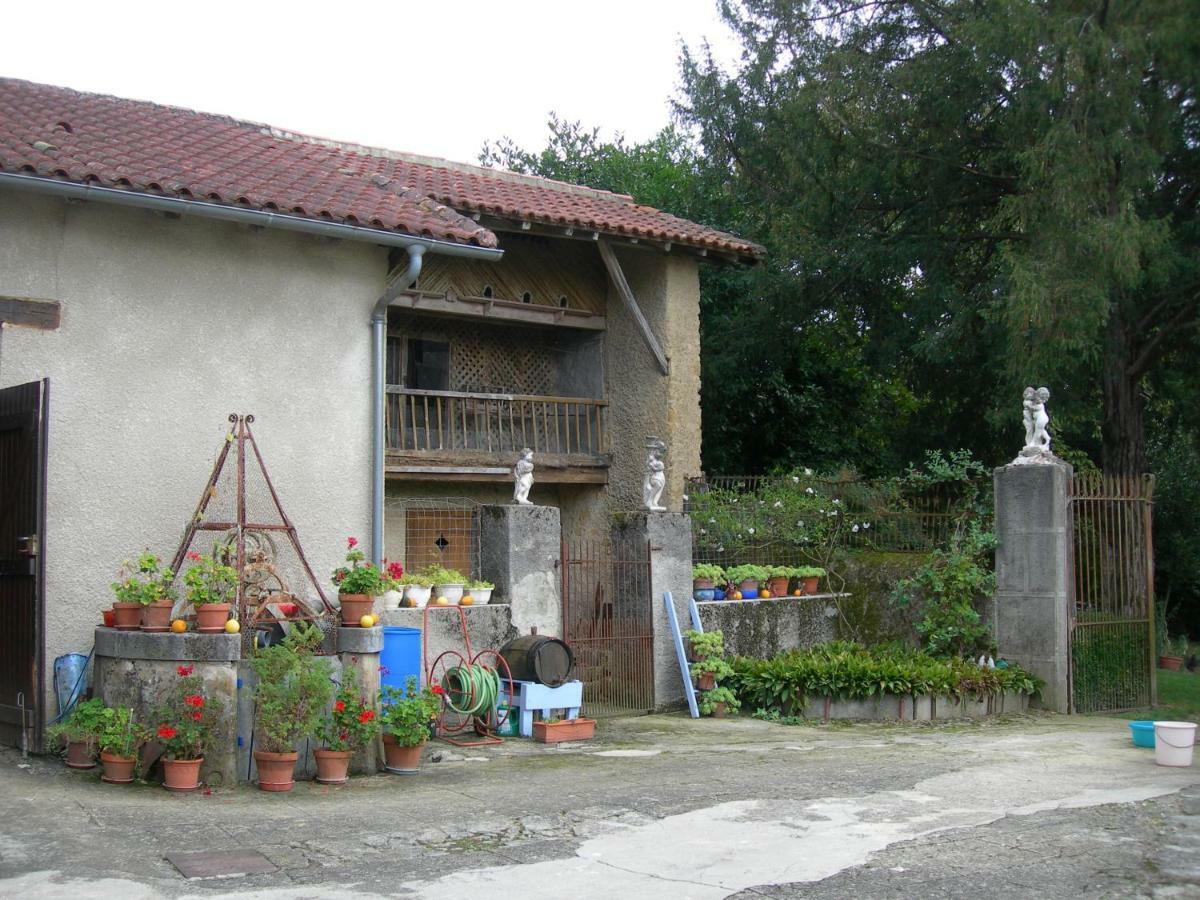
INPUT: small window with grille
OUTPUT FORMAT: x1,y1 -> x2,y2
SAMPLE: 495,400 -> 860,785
405,338 -> 450,391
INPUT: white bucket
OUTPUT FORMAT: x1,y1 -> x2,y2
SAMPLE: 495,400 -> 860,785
1154,721 -> 1196,767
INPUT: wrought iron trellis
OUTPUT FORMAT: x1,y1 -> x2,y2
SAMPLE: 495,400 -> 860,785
170,414 -> 334,651
1068,472 -> 1156,713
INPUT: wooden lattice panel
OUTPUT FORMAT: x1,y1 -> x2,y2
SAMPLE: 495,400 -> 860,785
417,234 -> 606,314
450,322 -> 555,395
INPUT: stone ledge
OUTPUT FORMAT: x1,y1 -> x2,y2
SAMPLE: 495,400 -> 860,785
94,626 -> 240,662
337,626 -> 383,654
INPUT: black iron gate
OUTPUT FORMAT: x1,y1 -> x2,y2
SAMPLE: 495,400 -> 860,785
561,532 -> 654,717
0,380 -> 48,749
1068,473 -> 1156,713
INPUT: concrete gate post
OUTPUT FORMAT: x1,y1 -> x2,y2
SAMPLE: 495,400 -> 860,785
618,511 -> 693,710
993,461 -> 1073,713
479,504 -> 562,638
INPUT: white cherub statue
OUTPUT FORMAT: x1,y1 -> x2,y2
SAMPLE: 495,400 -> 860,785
643,438 -> 667,512
1014,386 -> 1056,464
513,448 -> 535,506
1031,386 -> 1051,451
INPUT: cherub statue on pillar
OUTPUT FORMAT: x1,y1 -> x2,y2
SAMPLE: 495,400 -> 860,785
513,448 -> 535,505
643,438 -> 667,512
1013,386 -> 1056,465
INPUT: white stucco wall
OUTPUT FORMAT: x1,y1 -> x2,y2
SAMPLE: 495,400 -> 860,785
0,188 -> 386,716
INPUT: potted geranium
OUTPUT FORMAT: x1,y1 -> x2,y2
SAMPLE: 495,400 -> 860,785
111,551 -> 175,632
183,550 -> 238,632
251,623 -> 333,792
381,560 -> 405,611
97,705 -> 147,784
796,566 -> 826,595
46,697 -> 108,769
153,664 -> 221,792
692,564 -> 725,601
379,676 -> 442,774
331,536 -> 387,625
314,668 -> 379,784
397,571 -> 434,608
1159,634 -> 1189,671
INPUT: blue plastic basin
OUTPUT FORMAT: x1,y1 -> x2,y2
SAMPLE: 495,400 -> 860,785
1129,720 -> 1155,748
693,589 -> 716,602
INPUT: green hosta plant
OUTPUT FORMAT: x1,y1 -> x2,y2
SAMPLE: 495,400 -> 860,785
251,624 -> 334,754
97,705 -> 148,759
46,697 -> 108,748
183,550 -> 237,606
316,668 -> 380,752
380,676 -> 443,747
111,551 -> 175,606
692,564 -> 726,582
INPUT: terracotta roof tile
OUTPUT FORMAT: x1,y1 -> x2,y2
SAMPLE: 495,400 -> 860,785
0,78 -> 763,259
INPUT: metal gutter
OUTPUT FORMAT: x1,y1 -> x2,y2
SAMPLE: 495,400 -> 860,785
0,171 -> 504,260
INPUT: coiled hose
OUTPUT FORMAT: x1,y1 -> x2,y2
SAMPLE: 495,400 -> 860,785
441,664 -> 500,717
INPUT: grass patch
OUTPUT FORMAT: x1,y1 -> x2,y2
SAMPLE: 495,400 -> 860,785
1108,668 -> 1200,722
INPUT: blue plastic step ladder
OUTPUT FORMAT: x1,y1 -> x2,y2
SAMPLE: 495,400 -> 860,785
664,592 -> 705,719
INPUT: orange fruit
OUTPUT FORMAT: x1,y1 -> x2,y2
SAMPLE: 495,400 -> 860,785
170,619 -> 187,633
761,589 -> 771,598
434,597 -> 449,606
460,594 -> 475,606
793,589 -> 802,597
732,591 -> 743,601
224,619 -> 240,634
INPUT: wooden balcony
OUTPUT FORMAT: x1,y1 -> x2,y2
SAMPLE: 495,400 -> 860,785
385,388 -> 610,483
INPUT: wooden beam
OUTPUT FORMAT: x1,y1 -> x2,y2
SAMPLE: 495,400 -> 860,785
391,290 -> 606,331
596,239 -> 670,375
385,466 -> 609,485
0,297 -> 60,330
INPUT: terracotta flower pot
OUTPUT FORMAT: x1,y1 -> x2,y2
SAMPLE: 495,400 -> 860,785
100,751 -> 137,784
767,576 -> 790,597
711,702 -> 728,718
162,757 -> 202,792
1159,655 -> 1184,671
383,734 -> 424,774
695,672 -> 716,691
112,602 -> 141,631
102,608 -> 116,628
533,717 -> 596,743
195,602 -> 232,633
800,576 -> 820,596
141,600 -> 174,632
339,594 -> 375,626
314,748 -> 353,784
693,578 -> 715,591
254,750 -> 299,792
65,739 -> 95,769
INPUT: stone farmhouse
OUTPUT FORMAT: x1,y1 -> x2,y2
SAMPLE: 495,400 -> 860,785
0,78 -> 761,744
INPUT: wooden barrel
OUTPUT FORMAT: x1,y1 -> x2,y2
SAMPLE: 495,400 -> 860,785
499,635 -> 574,687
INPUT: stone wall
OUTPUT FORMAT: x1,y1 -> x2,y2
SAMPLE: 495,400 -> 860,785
832,550 -> 926,645
697,596 -> 837,659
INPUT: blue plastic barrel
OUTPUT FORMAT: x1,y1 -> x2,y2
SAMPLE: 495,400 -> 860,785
381,627 -> 422,693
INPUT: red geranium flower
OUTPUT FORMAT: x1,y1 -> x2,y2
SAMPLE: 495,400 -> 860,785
176,665 -> 194,677
334,700 -> 346,713
192,711 -> 202,721
184,694 -> 204,708
431,684 -> 445,695
347,536 -> 358,549
358,709 -> 375,724
187,551 -> 202,562
157,725 -> 177,740
386,561 -> 404,580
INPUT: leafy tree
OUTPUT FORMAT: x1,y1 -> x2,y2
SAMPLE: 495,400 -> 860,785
679,0 -> 1200,475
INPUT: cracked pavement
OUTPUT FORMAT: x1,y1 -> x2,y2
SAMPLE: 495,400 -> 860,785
0,712 -> 1198,898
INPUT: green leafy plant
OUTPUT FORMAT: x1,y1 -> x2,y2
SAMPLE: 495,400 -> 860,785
727,564 -> 770,585
891,522 -> 995,658
465,579 -> 494,590
111,551 -> 175,606
684,629 -> 726,660
183,550 -> 237,606
795,566 -> 826,578
251,624 -> 334,754
1166,634 -> 1191,658
153,664 -> 223,760
424,566 -> 467,585
698,685 -> 740,716
398,572 -> 434,587
46,697 -> 108,748
692,564 -> 726,582
331,536 -> 389,596
97,706 -> 148,759
316,667 -> 380,752
379,676 -> 443,747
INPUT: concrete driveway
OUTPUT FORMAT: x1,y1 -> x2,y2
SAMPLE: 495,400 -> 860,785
1,712 -> 1197,898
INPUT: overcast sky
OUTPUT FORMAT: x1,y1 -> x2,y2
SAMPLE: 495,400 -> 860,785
4,0 -> 741,164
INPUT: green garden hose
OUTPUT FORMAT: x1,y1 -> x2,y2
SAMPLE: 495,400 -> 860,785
441,664 -> 500,717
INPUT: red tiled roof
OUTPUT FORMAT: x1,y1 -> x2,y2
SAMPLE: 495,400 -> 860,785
0,79 -> 764,259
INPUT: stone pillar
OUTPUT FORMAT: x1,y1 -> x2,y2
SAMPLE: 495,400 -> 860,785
480,504 -> 562,637
337,626 -> 384,774
993,461 -> 1073,713
618,511 -> 693,710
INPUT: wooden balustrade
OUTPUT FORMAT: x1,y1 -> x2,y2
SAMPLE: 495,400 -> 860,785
386,388 -> 609,459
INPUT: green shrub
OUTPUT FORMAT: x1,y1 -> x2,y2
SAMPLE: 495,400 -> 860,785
251,623 -> 334,754
727,564 -> 770,584
692,564 -> 726,582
